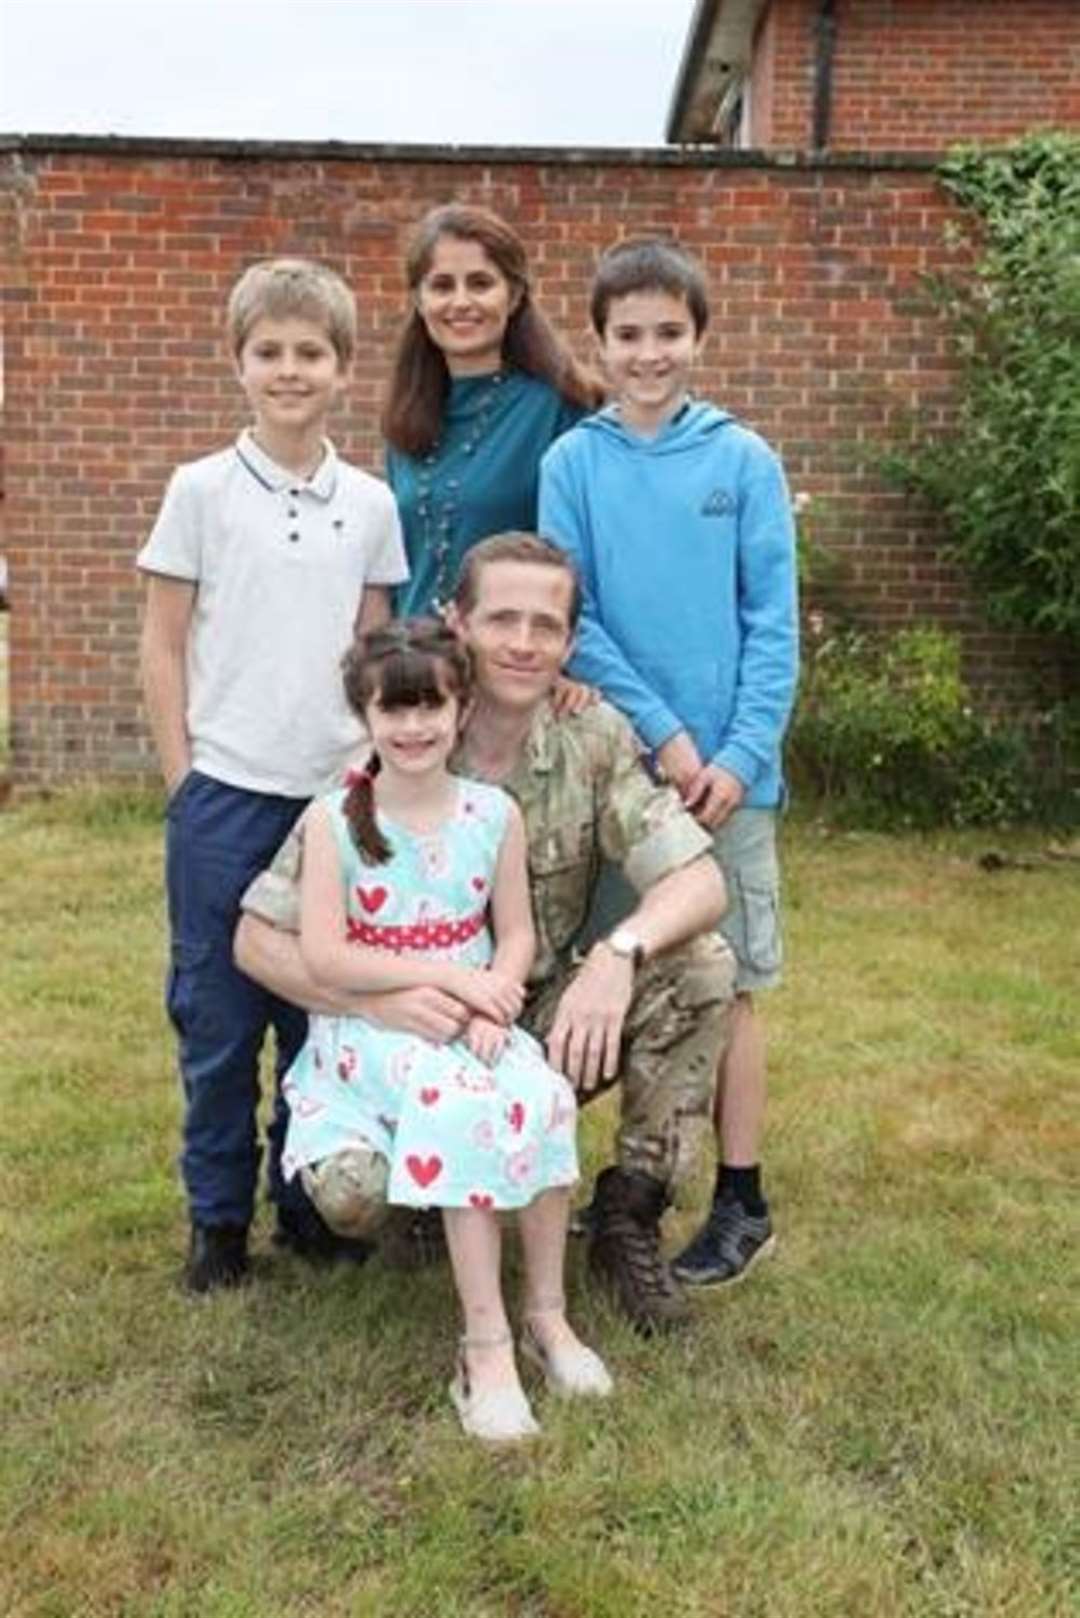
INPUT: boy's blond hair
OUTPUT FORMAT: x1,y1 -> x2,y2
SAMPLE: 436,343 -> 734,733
226,258 -> 357,365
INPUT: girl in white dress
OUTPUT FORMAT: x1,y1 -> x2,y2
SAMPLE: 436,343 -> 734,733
282,618 -> 611,1440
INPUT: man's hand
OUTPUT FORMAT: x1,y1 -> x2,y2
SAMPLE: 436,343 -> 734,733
362,986 -> 470,1044
683,764 -> 745,830
465,1015 -> 510,1066
545,945 -> 633,1094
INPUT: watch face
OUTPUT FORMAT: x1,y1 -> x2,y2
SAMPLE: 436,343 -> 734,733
609,928 -> 642,962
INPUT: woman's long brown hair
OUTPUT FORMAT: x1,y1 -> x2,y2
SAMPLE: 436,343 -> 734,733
381,203 -> 601,457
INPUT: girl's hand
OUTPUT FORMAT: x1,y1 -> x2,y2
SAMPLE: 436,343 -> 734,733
441,966 -> 522,1025
485,969 -> 525,1023
466,1015 -> 509,1066
551,676 -> 598,718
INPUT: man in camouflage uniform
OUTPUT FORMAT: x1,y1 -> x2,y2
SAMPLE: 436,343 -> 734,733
236,534 -> 734,1331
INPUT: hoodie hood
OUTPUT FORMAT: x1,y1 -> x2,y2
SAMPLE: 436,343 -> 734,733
579,398 -> 734,454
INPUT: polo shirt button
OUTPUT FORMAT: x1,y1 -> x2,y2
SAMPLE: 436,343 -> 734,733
288,531 -> 300,543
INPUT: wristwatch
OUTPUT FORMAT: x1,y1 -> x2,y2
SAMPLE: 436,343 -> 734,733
605,927 -> 646,970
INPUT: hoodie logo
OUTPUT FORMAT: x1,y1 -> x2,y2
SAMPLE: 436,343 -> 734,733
701,488 -> 736,518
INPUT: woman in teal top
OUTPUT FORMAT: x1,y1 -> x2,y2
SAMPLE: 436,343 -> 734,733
383,204 -> 600,616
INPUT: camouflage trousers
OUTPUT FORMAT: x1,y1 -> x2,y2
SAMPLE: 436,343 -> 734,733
301,932 -> 735,1239
523,932 -> 734,1187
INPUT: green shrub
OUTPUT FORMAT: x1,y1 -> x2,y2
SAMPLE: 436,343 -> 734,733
880,132 -> 1080,643
788,623 -> 1040,828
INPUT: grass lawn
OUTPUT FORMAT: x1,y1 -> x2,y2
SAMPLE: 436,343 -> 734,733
0,611 -> 9,771
2,794 -> 1077,1617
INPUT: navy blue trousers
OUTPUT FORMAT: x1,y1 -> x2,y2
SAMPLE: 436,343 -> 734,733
165,770 -> 311,1229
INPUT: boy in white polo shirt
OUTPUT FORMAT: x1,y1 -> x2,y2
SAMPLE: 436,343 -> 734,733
138,258 -> 407,1293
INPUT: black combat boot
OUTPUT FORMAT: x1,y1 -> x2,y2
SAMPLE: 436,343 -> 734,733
185,1223 -> 250,1294
587,1166 -> 689,1334
273,1204 -> 372,1267
379,1207 -> 448,1270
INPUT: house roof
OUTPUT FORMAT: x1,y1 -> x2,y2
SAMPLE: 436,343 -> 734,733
666,0 -> 769,144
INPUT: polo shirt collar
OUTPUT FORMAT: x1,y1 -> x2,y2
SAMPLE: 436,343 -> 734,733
234,429 -> 339,502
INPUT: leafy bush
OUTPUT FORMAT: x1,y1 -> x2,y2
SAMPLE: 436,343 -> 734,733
880,133 -> 1080,643
788,623 -> 1039,828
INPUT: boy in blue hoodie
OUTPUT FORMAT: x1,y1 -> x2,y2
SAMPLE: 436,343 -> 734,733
539,238 -> 798,1288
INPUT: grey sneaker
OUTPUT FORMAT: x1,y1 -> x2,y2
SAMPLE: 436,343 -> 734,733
670,1197 -> 775,1288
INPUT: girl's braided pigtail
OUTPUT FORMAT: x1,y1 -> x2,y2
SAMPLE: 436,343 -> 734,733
343,754 -> 392,866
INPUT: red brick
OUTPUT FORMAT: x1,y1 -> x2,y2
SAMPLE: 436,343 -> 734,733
3,132 -> 1076,784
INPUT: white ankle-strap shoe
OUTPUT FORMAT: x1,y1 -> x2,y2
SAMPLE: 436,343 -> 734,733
449,1336 -> 540,1443
520,1314 -> 614,1400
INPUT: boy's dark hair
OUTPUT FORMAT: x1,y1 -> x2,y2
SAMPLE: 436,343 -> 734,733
452,531 -> 581,631
341,618 -> 472,865
589,238 -> 710,338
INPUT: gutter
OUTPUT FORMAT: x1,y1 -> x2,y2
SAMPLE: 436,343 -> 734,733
665,0 -> 721,144
812,0 -> 838,151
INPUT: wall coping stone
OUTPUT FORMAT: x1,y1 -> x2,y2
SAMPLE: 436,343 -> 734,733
0,130 -> 943,172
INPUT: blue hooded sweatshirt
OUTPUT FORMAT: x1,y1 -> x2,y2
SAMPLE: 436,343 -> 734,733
538,401 -> 799,808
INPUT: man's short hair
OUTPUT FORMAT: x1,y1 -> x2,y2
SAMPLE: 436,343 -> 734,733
590,238 -> 710,338
226,258 -> 357,365
452,532 -> 582,630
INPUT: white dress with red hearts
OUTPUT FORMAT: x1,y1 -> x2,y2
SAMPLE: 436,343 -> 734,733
280,779 -> 578,1210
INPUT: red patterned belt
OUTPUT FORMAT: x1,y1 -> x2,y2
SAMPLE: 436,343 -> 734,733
345,906 -> 487,953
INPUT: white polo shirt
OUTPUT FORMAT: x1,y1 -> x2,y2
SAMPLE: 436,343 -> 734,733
138,431 -> 408,797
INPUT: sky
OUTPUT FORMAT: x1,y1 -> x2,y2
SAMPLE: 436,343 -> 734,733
1,0 -> 699,150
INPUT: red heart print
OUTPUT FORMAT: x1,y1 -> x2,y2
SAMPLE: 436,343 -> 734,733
469,1191 -> 494,1209
358,885 -> 388,914
472,876 -> 486,893
508,1101 -> 525,1134
405,1153 -> 442,1189
420,1087 -> 440,1107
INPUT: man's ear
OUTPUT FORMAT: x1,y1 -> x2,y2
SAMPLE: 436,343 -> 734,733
443,601 -> 463,638
561,628 -> 577,670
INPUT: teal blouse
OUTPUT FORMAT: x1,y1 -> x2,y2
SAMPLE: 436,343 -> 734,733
387,369 -> 583,617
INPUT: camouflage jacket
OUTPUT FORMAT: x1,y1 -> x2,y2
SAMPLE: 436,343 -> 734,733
241,699 -> 712,986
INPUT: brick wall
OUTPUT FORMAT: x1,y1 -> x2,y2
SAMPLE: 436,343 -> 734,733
756,0 -> 1080,152
0,135 -> 1073,786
